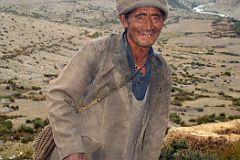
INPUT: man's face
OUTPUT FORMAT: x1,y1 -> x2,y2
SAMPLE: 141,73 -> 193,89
120,7 -> 164,48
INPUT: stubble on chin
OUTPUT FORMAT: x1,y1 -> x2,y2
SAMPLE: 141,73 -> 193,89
136,34 -> 159,48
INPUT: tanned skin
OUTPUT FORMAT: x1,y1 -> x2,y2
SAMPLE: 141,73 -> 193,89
119,7 -> 164,75
65,6 -> 165,160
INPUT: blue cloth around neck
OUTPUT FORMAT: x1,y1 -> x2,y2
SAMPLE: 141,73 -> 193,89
123,31 -> 153,101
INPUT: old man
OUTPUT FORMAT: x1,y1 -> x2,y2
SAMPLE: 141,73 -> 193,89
48,0 -> 171,160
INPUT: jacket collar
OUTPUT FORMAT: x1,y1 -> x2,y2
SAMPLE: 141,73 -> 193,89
112,32 -> 162,105
112,32 -> 132,85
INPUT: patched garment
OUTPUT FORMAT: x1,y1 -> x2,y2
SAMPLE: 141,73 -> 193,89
48,32 -> 171,160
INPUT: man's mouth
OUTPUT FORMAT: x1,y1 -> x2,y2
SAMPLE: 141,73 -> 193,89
140,30 -> 157,37
141,33 -> 155,38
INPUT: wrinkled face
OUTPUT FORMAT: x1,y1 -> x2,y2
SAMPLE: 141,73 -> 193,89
120,7 -> 164,48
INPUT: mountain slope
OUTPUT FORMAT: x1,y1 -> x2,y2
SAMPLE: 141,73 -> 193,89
213,0 -> 240,20
168,0 -> 213,9
215,0 -> 240,8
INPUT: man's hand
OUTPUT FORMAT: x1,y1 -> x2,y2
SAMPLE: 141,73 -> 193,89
64,153 -> 87,160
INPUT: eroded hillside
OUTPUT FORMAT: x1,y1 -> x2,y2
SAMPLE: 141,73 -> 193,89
0,0 -> 240,159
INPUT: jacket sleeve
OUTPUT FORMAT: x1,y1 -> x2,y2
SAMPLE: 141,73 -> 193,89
47,41 -> 98,160
140,64 -> 171,160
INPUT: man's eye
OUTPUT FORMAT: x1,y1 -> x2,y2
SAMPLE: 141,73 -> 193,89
136,15 -> 146,20
152,15 -> 161,21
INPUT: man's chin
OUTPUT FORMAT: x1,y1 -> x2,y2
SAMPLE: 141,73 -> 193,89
137,41 -> 155,48
138,37 -> 156,46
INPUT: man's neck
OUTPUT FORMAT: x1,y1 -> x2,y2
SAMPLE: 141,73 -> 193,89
127,35 -> 149,65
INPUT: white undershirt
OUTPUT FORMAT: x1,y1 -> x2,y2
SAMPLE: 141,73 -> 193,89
126,87 -> 149,160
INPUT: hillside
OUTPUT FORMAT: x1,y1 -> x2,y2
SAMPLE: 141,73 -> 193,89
168,0 -> 213,9
161,120 -> 240,159
0,0 -> 117,29
167,120 -> 240,144
215,0 -> 240,8
0,0 -> 240,159
210,0 -> 240,20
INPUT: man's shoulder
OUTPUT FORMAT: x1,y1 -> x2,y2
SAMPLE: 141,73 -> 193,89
153,51 -> 172,81
152,51 -> 169,67
89,33 -> 121,51
92,33 -> 120,42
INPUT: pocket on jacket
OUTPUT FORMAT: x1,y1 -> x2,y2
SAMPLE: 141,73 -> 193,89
81,136 -> 106,160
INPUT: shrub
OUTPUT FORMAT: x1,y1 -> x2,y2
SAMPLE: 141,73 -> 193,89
216,141 -> 240,160
228,115 -> 240,120
160,140 -> 188,160
25,119 -> 32,123
43,118 -> 49,126
190,113 -> 239,124
18,124 -> 34,133
0,120 -> 13,134
215,113 -> 227,122
172,140 -> 188,150
159,140 -> 218,160
223,71 -> 231,77
170,113 -> 181,124
189,119 -> 196,122
32,118 -> 45,129
203,105 -> 210,107
171,99 -> 183,106
31,86 -> 41,90
0,120 -> 12,129
179,150 -> 218,160
160,135 -> 240,160
235,22 -> 240,35
218,91 -> 225,96
10,105 -> 19,110
215,104 -> 225,108
21,136 -> 33,143
219,113 -> 226,117
196,107 -> 204,112
12,92 -> 22,98
232,98 -> 240,106
196,114 -> 216,125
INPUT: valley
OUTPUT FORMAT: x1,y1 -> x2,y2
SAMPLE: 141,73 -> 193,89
0,0 -> 239,159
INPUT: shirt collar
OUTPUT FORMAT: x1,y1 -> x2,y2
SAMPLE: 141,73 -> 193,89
122,30 -> 154,71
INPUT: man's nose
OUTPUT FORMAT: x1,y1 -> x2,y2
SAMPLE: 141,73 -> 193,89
145,16 -> 154,30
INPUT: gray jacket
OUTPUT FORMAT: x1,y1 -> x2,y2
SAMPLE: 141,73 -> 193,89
48,32 -> 171,160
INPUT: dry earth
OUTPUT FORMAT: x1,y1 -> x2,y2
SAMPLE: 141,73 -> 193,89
0,0 -> 239,135
211,0 -> 240,20
160,17 -> 240,124
0,0 -> 117,29
0,11 -> 105,128
166,120 -> 240,153
0,0 -> 240,158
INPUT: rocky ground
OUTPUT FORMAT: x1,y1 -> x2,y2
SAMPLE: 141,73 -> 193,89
0,0 -> 240,159
161,120 -> 240,159
161,17 -> 240,125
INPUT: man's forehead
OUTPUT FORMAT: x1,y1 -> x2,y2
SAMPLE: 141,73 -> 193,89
131,7 -> 161,14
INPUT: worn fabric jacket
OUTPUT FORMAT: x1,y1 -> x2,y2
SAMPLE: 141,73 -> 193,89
48,32 -> 172,160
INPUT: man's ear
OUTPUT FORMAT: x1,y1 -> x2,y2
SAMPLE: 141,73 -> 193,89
119,15 -> 128,29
